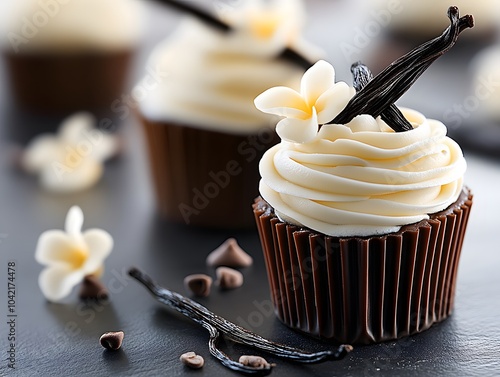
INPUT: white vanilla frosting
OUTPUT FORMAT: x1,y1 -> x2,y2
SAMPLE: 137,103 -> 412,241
377,0 -> 500,36
0,0 -> 144,53
256,61 -> 466,237
139,0 -> 322,134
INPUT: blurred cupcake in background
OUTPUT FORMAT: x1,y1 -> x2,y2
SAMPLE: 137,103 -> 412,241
138,0 -> 322,229
359,1 -> 500,75
374,0 -> 499,43
0,0 -> 144,115
471,46 -> 500,123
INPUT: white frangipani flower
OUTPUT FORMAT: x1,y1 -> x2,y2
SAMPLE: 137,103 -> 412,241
255,60 -> 355,143
35,206 -> 113,302
219,0 -> 309,56
22,112 -> 118,193
239,0 -> 303,40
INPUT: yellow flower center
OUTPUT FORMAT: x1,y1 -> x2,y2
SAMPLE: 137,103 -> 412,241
68,247 -> 89,269
248,12 -> 280,39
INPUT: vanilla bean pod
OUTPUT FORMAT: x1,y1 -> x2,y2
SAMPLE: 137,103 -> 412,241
149,0 -> 314,70
279,47 -> 315,70
351,62 -> 413,132
151,0 -> 230,31
129,268 -> 352,375
204,324 -> 272,375
330,6 -> 473,128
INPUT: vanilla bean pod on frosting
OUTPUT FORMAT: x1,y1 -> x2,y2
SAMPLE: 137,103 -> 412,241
351,61 -> 413,132
330,6 -> 474,129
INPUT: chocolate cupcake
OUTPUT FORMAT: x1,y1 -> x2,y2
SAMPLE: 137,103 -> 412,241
1,0 -> 143,114
253,8 -> 474,344
138,0 -> 321,228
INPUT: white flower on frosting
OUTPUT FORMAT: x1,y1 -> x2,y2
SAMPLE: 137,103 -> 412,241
220,0 -> 306,56
241,0 -> 303,40
22,112 -> 118,193
255,60 -> 355,143
35,206 -> 113,302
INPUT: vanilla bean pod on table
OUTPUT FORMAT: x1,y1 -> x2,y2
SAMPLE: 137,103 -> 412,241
129,268 -> 352,376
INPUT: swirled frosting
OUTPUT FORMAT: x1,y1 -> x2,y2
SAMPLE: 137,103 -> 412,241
0,0 -> 144,53
256,62 -> 466,237
140,0 -> 322,134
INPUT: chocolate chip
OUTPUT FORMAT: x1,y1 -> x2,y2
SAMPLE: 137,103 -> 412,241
215,267 -> 243,290
206,238 -> 253,268
100,331 -> 124,351
239,355 -> 274,369
184,274 -> 213,297
180,352 -> 204,369
79,275 -> 108,300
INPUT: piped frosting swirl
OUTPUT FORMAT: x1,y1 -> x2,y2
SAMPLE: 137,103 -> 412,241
256,61 -> 466,237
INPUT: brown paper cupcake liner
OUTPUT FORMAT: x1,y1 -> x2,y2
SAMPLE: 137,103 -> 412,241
4,50 -> 133,114
140,116 -> 279,229
253,188 -> 473,344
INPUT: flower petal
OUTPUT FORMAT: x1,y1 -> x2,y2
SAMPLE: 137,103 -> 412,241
65,206 -> 84,236
276,108 -> 319,144
35,230 -> 82,267
81,229 -> 114,274
301,60 -> 336,107
22,135 -> 61,173
39,265 -> 84,302
315,82 -> 356,124
255,86 -> 309,118
39,159 -> 103,193
89,133 -> 119,163
59,112 -> 96,144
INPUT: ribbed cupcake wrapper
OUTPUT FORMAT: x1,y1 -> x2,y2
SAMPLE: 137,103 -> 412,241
140,116 -> 279,229
253,190 -> 473,344
4,51 -> 133,114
